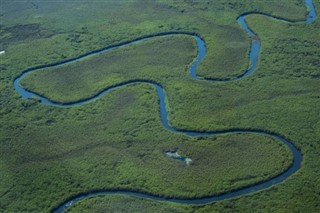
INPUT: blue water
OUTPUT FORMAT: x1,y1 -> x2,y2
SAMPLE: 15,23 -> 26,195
306,0 -> 317,23
12,1 -> 317,212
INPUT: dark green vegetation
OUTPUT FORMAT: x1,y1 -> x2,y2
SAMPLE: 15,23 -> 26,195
66,195 -> 192,213
1,0 -> 320,212
20,35 -> 197,103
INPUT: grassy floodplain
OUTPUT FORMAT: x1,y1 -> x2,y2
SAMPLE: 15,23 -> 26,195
1,0 -> 320,212
3,37 -> 293,211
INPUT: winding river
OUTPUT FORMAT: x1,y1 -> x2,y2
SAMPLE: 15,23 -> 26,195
13,0 -> 317,212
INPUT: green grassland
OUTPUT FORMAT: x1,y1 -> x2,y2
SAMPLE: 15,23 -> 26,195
66,195 -> 193,213
20,35 -> 197,103
1,0 -> 320,212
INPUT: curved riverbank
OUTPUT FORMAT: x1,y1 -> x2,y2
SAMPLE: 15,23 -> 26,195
12,0 -> 316,212
51,128 -> 301,213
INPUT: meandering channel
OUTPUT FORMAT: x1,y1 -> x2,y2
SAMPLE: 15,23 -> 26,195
13,0 -> 317,212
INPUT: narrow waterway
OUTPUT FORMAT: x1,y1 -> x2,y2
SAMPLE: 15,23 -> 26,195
12,0 -> 317,212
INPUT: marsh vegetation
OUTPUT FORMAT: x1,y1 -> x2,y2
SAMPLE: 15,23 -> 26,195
0,0 -> 319,212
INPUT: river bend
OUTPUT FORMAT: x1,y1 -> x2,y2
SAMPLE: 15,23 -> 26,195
12,0 -> 317,212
